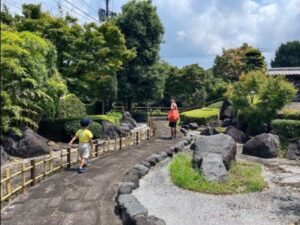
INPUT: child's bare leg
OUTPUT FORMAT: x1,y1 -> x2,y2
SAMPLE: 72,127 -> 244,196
80,158 -> 85,168
174,128 -> 177,138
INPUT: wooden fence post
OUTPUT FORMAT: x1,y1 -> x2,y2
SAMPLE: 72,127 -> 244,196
147,129 -> 150,140
67,148 -> 71,169
21,163 -> 26,193
5,168 -> 11,201
136,132 -> 139,145
119,137 -> 123,150
30,160 -> 36,186
95,142 -> 99,157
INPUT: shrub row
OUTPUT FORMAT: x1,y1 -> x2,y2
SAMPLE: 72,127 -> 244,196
180,108 -> 219,125
277,109 -> 300,120
64,120 -> 102,139
271,119 -> 300,139
38,114 -> 120,141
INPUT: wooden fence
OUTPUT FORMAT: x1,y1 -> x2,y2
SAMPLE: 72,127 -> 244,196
0,122 -> 156,207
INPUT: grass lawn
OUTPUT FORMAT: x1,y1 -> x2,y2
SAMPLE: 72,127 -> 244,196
169,154 -> 267,194
181,108 -> 219,118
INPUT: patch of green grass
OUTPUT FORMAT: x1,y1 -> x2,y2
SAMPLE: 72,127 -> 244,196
215,126 -> 227,133
181,108 -> 219,118
207,101 -> 223,109
169,154 -> 267,194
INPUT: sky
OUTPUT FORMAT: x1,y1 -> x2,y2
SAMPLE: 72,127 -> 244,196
3,0 -> 300,69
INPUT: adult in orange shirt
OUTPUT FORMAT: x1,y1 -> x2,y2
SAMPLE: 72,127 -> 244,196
168,98 -> 180,139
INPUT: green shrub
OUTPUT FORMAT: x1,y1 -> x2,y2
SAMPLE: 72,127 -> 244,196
278,109 -> 300,120
207,101 -> 223,109
271,119 -> 300,139
169,154 -> 266,194
64,120 -> 102,139
180,108 -> 219,125
106,111 -> 122,122
150,109 -> 168,116
59,94 -> 86,118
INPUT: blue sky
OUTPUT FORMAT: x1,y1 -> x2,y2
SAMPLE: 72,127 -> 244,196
4,0 -> 300,69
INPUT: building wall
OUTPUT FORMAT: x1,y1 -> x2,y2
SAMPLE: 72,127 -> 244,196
287,76 -> 300,102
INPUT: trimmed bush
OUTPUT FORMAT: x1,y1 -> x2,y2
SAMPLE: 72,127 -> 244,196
59,94 -> 86,118
64,120 -> 102,139
277,109 -> 300,120
181,108 -> 219,125
207,101 -> 223,109
271,119 -> 300,139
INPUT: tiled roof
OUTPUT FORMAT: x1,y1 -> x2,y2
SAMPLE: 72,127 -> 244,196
268,67 -> 300,76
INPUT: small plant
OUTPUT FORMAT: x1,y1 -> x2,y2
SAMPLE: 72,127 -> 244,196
169,154 -> 267,194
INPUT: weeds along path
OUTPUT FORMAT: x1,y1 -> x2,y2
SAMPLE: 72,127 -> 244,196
1,121 -> 182,225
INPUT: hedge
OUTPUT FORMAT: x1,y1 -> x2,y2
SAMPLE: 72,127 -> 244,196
180,108 -> 219,125
38,114 -> 120,141
277,109 -> 300,120
271,119 -> 300,139
59,94 -> 86,118
64,120 -> 102,139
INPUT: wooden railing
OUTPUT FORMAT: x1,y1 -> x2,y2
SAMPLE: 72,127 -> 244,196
0,123 -> 156,207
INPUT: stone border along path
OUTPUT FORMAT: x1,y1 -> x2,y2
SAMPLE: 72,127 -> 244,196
0,121 -> 186,225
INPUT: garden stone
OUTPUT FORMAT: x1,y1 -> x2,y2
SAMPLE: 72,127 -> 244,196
165,148 -> 174,157
209,120 -> 222,127
192,133 -> 236,170
201,153 -> 227,182
121,111 -> 138,128
117,194 -> 148,225
135,215 -> 166,225
134,164 -> 150,176
189,123 -> 199,130
123,170 -> 140,188
152,153 -> 164,162
286,140 -> 300,160
222,118 -> 233,127
224,126 -> 248,143
146,156 -> 157,166
101,121 -> 120,139
220,99 -> 234,120
159,152 -> 168,160
118,182 -> 136,195
140,161 -> 151,168
181,125 -> 189,130
243,133 -> 280,158
174,142 -> 185,153
1,146 -> 10,166
200,126 -> 219,136
180,128 -> 189,136
2,127 -> 50,158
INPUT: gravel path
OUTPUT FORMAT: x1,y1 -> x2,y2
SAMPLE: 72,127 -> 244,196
133,149 -> 300,225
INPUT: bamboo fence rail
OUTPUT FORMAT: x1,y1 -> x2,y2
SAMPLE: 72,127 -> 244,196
1,120 -> 156,207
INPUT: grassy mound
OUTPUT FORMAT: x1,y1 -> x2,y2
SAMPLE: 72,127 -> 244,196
169,154 -> 267,194
180,108 -> 219,125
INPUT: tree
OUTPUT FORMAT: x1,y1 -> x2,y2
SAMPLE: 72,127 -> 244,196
213,43 -> 266,82
116,0 -> 164,109
1,29 -> 67,135
226,70 -> 297,134
165,64 -> 208,108
271,41 -> 300,67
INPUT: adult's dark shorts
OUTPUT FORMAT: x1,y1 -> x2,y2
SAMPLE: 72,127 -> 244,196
169,121 -> 177,128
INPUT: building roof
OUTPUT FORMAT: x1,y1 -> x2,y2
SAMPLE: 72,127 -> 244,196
268,67 -> 300,76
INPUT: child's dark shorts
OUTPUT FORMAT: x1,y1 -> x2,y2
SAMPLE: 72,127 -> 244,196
169,121 -> 177,128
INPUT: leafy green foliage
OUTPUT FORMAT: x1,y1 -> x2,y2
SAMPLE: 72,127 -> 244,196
271,119 -> 300,140
213,43 -> 266,82
271,40 -> 300,67
278,109 -> 300,120
169,154 -> 266,194
180,108 -> 219,125
116,0 -> 165,109
64,120 -> 102,138
226,70 -> 297,134
59,94 -> 86,118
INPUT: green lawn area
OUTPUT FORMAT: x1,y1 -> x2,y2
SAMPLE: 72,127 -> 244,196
180,108 -> 219,125
169,154 -> 267,194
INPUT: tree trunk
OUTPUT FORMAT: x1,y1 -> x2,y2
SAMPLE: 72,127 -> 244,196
101,101 -> 105,114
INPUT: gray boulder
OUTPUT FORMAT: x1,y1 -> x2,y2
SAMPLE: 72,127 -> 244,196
220,99 -> 234,120
133,164 -> 150,177
165,148 -> 174,157
286,140 -> 300,160
174,142 -> 185,153
222,118 -> 233,127
123,170 -> 140,188
192,133 -> 236,170
118,182 -> 136,195
243,133 -> 280,158
181,125 -> 189,130
101,121 -> 120,139
2,127 -> 50,158
189,123 -> 199,130
201,153 -> 227,182
140,161 -> 151,168
180,128 -> 189,136
121,111 -> 138,128
135,215 -> 166,225
201,127 -> 219,136
224,126 -> 248,143
1,146 -> 10,166
117,194 -> 148,225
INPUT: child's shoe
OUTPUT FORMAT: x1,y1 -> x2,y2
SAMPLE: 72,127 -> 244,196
77,168 -> 85,173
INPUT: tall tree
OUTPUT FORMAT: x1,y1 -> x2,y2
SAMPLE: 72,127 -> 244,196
116,0 -> 164,109
213,43 -> 266,82
271,40 -> 300,67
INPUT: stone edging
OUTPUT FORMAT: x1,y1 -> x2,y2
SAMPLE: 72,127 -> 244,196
115,134 -> 194,225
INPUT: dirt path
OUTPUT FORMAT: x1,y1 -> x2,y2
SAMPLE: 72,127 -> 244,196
1,121 -> 182,225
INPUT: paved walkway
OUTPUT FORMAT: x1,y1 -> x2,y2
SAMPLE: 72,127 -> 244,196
1,121 -> 182,225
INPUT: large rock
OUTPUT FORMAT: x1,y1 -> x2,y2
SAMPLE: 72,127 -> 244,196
189,123 -> 199,130
201,127 -> 219,136
2,127 -> 50,158
222,118 -> 233,127
118,182 -> 136,195
224,126 -> 248,143
220,99 -> 234,120
135,215 -> 166,225
1,146 -> 10,166
121,111 -> 138,128
286,140 -> 300,160
192,133 -> 236,170
101,121 -> 120,139
201,153 -> 227,182
242,133 -> 280,158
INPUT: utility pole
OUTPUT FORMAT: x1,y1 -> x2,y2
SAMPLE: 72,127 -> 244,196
105,0 -> 109,19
